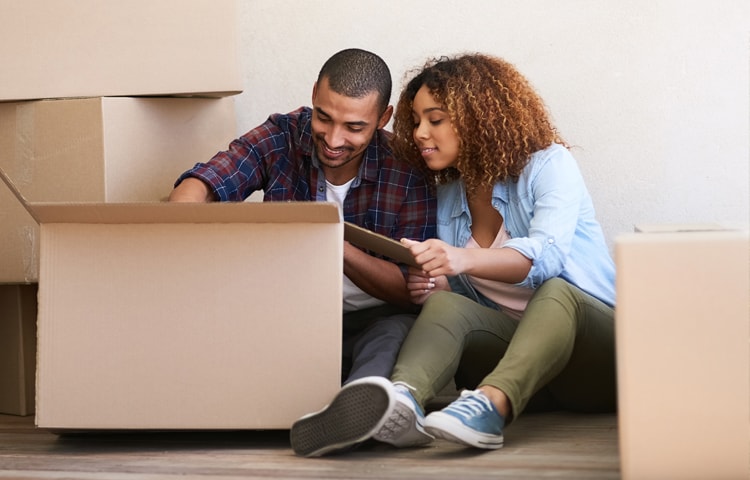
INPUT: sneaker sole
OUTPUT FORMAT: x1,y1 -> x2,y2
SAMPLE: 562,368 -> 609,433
424,412 -> 504,450
374,394 -> 433,447
290,377 -> 394,457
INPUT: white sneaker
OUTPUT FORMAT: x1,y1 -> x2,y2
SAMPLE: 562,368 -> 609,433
373,383 -> 434,447
290,376 -> 395,457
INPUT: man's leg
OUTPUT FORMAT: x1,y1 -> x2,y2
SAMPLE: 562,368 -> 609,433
291,306 -> 417,457
346,313 -> 416,383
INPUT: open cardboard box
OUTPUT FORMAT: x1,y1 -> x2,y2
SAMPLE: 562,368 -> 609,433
2,168 -> 344,430
615,224 -> 750,480
0,96 -> 237,283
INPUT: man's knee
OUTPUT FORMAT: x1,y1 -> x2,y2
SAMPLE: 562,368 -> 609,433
376,314 -> 416,338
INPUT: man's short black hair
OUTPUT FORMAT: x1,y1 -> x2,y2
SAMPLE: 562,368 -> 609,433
317,48 -> 392,114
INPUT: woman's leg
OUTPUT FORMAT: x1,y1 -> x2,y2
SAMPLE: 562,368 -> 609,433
390,290 -> 518,408
480,277 -> 616,420
421,278 -> 615,450
537,283 -> 617,413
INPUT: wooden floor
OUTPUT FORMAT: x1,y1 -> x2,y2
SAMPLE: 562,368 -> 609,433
0,411 -> 620,479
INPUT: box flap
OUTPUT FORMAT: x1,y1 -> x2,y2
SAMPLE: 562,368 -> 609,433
617,229 -> 749,249
0,163 -> 38,223
28,201 -> 341,225
634,223 -> 730,233
1,165 -> 340,224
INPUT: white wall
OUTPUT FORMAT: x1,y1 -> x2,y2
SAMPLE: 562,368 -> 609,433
234,0 -> 749,247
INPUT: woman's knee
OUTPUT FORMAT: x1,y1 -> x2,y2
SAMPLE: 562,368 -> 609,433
525,278 -> 581,321
418,291 -> 486,327
533,277 -> 575,302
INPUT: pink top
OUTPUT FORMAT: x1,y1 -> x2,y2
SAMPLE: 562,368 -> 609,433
465,225 -> 534,320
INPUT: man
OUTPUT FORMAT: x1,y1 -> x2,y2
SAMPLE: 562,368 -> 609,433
168,49 -> 436,454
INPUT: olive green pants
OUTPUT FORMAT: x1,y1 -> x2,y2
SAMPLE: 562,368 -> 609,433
390,277 -> 616,421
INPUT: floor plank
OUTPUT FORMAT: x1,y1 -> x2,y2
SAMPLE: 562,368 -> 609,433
0,412 -> 620,479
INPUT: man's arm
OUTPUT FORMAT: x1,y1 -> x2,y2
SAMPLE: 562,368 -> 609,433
168,177 -> 216,203
343,242 -> 413,309
340,145 -> 437,309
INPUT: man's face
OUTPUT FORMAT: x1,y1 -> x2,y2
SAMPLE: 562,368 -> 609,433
311,77 -> 392,184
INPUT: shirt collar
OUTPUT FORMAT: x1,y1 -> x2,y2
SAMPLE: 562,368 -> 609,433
443,179 -> 509,218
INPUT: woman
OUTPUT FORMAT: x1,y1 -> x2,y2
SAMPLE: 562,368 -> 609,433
290,53 -> 616,457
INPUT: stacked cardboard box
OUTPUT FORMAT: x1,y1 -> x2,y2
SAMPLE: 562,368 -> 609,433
0,1 -> 242,101
0,1 -> 242,416
1,0 -> 343,428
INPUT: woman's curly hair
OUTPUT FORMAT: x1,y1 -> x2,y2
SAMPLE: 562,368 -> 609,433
392,53 -> 567,194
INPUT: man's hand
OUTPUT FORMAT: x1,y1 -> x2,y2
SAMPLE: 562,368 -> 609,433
405,267 -> 450,305
168,177 -> 214,202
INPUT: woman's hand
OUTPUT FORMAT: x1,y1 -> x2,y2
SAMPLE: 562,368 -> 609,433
401,238 -> 469,278
402,237 -> 533,285
405,267 -> 450,305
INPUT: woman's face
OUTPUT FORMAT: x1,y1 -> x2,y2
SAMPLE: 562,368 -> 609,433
411,85 -> 459,171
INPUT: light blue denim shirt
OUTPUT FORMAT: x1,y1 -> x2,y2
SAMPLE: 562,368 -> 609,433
438,143 -> 616,308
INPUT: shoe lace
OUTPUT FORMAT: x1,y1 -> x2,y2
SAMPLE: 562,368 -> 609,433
393,381 -> 417,393
392,382 -> 425,416
445,390 -> 493,420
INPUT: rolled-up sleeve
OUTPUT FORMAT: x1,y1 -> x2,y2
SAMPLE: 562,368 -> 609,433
174,110 -> 307,202
505,148 -> 585,289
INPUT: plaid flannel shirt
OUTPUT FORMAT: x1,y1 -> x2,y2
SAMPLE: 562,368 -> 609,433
176,106 -> 436,248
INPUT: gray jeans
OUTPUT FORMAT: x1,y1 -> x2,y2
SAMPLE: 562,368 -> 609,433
341,304 -> 417,384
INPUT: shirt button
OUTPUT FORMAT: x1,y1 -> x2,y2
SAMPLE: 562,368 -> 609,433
319,186 -> 325,192
548,238 -> 555,244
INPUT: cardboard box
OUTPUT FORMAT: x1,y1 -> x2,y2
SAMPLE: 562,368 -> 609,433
615,226 -> 750,480
0,284 -> 37,416
0,0 -> 242,101
0,96 -> 237,283
9,199 -> 343,430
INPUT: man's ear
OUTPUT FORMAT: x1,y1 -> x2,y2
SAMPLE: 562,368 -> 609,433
378,105 -> 394,129
311,81 -> 318,104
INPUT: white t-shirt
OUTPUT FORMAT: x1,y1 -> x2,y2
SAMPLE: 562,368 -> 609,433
326,179 -> 386,313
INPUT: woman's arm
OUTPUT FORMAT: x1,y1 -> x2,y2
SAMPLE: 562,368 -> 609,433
401,238 -> 532,284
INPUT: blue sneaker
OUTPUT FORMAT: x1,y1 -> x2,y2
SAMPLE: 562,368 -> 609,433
289,376 -> 395,457
373,382 -> 434,447
424,389 -> 505,449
